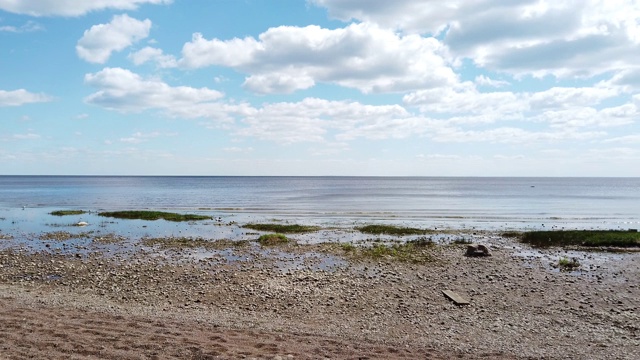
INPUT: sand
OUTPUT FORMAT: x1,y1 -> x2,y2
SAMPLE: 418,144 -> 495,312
0,232 -> 638,359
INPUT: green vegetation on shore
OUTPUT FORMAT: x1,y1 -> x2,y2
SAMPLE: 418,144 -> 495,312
243,223 -> 320,233
356,224 -> 430,236
39,231 -> 92,241
329,238 -> 436,263
98,211 -> 211,222
521,230 -> 640,248
142,237 -> 249,249
501,231 -> 522,238
50,210 -> 87,216
557,257 -> 581,271
257,233 -> 290,246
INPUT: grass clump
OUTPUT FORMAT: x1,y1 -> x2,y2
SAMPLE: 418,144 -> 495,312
340,243 -> 356,252
316,239 -> 435,264
244,223 -> 320,233
257,233 -> 290,246
356,224 -> 430,236
143,236 -> 212,249
143,237 -> 249,249
557,257 -> 580,271
501,231 -> 522,238
521,230 -> 640,248
39,231 -> 91,241
359,240 -> 435,263
98,211 -> 211,222
50,210 -> 87,216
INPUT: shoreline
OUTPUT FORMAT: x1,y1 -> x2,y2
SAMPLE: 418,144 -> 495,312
1,224 -> 639,359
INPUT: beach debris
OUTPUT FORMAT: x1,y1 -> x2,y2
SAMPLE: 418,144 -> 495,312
442,290 -> 470,305
466,244 -> 491,257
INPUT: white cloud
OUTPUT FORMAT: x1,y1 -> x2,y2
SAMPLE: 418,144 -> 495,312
243,73 -> 316,94
404,81 -> 628,129
403,82 -> 522,121
83,67 -> 248,126
0,0 -> 172,17
426,125 -> 606,144
179,33 -> 259,68
84,67 -> 225,114
12,133 -> 41,140
0,89 -> 52,106
312,0 -> 640,79
237,97 -> 412,143
474,75 -> 510,88
223,147 -> 254,153
603,134 -> 640,144
527,86 -> 619,110
129,46 -> 177,68
533,102 -> 638,129
119,131 -> 161,144
310,0 -> 459,35
585,147 -> 640,159
0,20 -> 43,32
179,23 -> 457,94
77,14 -> 151,64
606,69 -> 640,90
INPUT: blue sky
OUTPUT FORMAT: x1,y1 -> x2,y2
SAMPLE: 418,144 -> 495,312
1,0 -> 639,176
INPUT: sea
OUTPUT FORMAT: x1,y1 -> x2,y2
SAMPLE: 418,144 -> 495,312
0,176 -> 639,245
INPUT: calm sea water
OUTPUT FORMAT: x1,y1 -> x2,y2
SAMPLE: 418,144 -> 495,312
0,176 -> 638,232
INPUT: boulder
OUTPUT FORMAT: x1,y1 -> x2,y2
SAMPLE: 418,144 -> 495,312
466,244 -> 491,257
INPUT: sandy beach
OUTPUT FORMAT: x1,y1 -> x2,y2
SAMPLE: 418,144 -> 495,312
0,228 -> 638,360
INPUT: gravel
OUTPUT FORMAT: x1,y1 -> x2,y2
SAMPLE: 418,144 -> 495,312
0,234 -> 638,359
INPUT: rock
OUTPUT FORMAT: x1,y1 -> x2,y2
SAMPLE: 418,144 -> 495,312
466,244 -> 491,257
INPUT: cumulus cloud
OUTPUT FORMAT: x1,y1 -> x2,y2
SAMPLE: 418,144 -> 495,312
534,105 -> 637,129
0,89 -> 52,106
84,67 -> 225,113
0,0 -> 172,17
312,0 -> 640,78
527,86 -> 619,110
83,67 -> 633,147
129,46 -> 177,68
606,69 -> 640,90
178,23 -> 457,94
237,97 -> 413,143
403,80 -> 626,128
77,14 -> 151,64
403,82 -> 523,122
310,0 -> 461,35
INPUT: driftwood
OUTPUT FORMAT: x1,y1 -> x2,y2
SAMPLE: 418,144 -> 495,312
442,290 -> 470,305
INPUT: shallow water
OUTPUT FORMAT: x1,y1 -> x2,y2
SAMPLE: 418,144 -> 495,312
1,176 -> 639,251
1,176 -> 639,229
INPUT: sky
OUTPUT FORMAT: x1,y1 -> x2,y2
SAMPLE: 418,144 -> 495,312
1,0 -> 639,176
